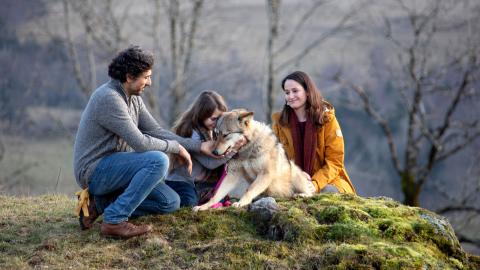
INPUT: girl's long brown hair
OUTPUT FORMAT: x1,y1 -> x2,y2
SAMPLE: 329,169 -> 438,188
172,91 -> 228,138
278,71 -> 332,127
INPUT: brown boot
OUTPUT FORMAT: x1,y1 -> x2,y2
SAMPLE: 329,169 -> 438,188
79,194 -> 100,230
100,221 -> 152,239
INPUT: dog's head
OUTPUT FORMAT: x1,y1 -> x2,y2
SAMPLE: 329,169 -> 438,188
213,109 -> 254,156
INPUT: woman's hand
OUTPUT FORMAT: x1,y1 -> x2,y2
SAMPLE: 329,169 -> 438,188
178,145 -> 193,175
302,171 -> 312,181
301,171 -> 316,194
307,181 -> 316,194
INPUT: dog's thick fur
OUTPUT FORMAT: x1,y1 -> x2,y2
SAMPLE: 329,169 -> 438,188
193,109 -> 314,211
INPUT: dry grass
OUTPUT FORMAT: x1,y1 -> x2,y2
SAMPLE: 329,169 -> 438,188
0,193 -> 478,269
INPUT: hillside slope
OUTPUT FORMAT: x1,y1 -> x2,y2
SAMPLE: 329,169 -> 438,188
1,194 -> 478,269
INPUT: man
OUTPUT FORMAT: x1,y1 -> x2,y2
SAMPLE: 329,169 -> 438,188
73,46 -> 214,238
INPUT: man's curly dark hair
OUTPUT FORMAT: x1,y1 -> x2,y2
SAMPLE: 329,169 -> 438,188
108,46 -> 154,83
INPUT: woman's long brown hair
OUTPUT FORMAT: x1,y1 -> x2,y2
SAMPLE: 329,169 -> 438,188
278,71 -> 332,127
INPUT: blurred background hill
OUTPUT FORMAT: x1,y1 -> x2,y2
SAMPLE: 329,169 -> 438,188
0,0 -> 478,254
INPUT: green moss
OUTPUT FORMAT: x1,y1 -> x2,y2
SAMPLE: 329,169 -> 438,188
413,217 -> 465,262
325,222 -> 374,243
311,205 -> 351,224
381,220 -> 416,242
269,207 -> 322,243
363,206 -> 392,218
0,194 -> 477,269
310,205 -> 372,225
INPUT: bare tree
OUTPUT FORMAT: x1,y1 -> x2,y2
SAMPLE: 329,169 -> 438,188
265,0 -> 281,123
146,0 -> 168,123
62,0 -> 127,97
0,138 -> 4,165
336,0 -> 480,206
264,0 -> 358,122
165,0 -> 205,126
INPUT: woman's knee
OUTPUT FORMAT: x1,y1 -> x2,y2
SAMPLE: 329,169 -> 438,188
320,184 -> 339,194
180,194 -> 198,207
166,181 -> 198,207
162,191 -> 181,213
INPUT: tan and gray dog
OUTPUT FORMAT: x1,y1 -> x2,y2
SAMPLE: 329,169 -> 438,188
193,109 -> 314,211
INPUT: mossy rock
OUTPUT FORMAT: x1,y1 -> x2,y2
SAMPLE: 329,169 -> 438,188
0,194 -> 478,269
259,194 -> 477,269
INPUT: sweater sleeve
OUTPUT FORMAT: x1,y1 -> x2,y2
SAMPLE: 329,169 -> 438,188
137,98 -> 201,153
310,115 -> 345,192
95,92 -> 179,153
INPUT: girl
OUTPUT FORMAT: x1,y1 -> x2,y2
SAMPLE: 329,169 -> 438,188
165,91 -> 245,207
271,71 -> 356,194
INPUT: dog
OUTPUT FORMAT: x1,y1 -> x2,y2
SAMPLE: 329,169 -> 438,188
193,109 -> 315,211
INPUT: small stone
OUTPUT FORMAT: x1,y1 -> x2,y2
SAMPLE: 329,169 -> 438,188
248,197 -> 279,225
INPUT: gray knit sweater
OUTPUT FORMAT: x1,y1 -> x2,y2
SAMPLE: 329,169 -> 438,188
166,130 -> 233,185
73,79 -> 201,188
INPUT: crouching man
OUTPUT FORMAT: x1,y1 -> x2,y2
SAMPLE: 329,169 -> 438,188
73,46 -> 214,238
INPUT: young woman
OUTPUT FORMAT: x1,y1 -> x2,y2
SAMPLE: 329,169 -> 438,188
165,91 -> 245,207
271,71 -> 356,194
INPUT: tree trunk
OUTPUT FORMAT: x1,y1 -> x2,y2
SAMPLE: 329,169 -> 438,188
265,0 -> 280,123
401,171 -> 420,206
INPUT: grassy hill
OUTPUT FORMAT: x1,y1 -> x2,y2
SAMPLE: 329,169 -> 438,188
0,193 -> 478,269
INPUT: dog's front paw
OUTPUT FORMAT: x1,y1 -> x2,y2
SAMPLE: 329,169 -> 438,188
232,200 -> 251,208
294,192 -> 313,198
232,201 -> 249,208
193,205 -> 209,212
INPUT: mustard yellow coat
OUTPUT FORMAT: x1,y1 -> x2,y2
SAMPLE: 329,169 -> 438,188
271,109 -> 356,194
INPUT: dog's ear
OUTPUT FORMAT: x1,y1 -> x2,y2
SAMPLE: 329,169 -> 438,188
238,111 -> 254,126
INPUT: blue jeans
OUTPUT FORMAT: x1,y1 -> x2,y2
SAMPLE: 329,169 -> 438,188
89,151 -> 180,224
165,181 -> 198,207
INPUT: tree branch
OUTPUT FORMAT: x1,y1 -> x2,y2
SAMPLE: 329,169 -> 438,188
437,206 -> 480,216
273,0 -> 326,57
457,233 -> 480,247
436,129 -> 480,162
437,54 -> 476,139
62,0 -> 90,97
335,76 -> 402,174
183,0 -> 204,75
275,7 -> 356,73
0,138 -> 4,162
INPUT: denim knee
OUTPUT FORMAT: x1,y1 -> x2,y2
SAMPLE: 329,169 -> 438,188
146,151 -> 170,177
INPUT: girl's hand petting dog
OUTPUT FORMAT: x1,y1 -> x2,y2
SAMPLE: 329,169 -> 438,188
200,141 -> 219,157
224,135 -> 248,156
232,135 -> 248,152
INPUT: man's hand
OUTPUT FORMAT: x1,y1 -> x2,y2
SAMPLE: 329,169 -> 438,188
178,145 -> 192,175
